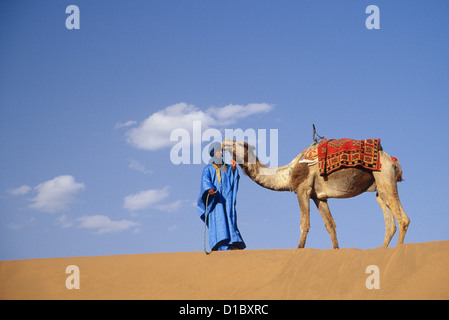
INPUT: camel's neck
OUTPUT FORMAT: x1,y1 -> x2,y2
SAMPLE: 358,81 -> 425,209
239,153 -> 303,192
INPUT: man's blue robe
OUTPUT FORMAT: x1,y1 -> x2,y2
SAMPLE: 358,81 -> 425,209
197,164 -> 246,251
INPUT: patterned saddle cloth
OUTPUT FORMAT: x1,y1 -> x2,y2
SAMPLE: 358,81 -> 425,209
303,138 -> 382,176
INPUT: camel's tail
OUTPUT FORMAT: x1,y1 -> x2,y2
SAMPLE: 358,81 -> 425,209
391,157 -> 403,182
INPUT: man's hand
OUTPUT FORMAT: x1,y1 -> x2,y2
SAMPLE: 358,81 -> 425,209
231,159 -> 237,171
208,188 -> 216,196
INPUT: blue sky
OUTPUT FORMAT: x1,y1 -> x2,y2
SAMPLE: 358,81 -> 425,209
1,0 -> 448,260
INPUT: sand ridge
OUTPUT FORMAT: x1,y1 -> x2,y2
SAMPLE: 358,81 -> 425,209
1,240 -> 448,300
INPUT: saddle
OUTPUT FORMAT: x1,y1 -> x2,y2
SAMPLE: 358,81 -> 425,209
303,138 -> 382,176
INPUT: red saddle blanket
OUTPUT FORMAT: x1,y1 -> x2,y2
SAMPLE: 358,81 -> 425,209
317,138 -> 381,175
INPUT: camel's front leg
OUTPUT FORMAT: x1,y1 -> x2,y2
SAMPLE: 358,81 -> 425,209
297,192 -> 311,248
313,198 -> 339,249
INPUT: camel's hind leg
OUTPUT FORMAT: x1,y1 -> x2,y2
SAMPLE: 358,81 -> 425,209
374,153 -> 410,245
377,190 -> 409,245
312,198 -> 339,249
376,193 -> 396,247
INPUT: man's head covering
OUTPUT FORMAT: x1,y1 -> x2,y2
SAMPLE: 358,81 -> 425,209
208,142 -> 223,164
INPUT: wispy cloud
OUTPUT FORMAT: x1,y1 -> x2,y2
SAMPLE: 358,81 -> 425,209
76,215 -> 140,234
8,185 -> 32,196
124,187 -> 169,211
55,213 -> 139,234
7,217 -> 35,230
155,200 -> 183,212
168,224 -> 179,232
56,214 -> 73,229
114,120 -> 137,129
28,175 -> 85,213
207,103 -> 273,125
124,102 -> 274,151
128,159 -> 152,174
123,186 -> 182,213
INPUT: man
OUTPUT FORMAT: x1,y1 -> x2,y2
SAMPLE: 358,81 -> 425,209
197,142 -> 246,251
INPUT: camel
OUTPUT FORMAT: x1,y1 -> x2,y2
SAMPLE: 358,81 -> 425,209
222,139 -> 410,249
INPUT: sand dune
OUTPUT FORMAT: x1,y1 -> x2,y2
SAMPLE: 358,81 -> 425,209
1,241 -> 448,300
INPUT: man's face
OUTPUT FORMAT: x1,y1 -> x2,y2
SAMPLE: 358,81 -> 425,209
214,149 -> 223,159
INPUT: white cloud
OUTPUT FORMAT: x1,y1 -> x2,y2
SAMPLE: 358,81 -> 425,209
8,185 -> 32,196
29,175 -> 85,213
77,215 -> 139,234
126,103 -> 216,151
124,102 -> 274,151
123,187 -> 170,211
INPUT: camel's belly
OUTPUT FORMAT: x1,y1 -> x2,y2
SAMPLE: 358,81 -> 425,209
314,167 -> 376,199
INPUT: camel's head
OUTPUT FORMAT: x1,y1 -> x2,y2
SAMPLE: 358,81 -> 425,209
222,139 -> 257,165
